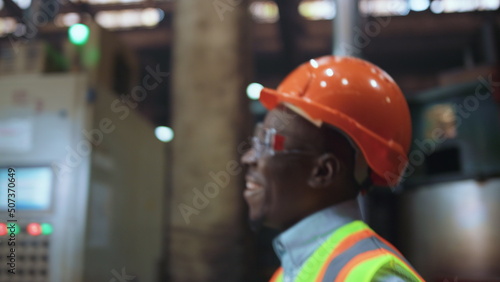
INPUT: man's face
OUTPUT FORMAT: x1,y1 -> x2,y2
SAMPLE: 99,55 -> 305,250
241,107 -> 324,230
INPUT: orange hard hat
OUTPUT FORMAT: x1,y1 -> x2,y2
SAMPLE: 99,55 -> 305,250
259,56 -> 412,187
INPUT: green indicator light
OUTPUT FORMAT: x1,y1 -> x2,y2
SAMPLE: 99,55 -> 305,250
9,223 -> 20,235
68,23 -> 90,45
41,223 -> 53,235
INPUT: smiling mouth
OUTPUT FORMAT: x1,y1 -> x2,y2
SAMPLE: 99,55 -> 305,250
246,181 -> 261,190
244,180 -> 264,197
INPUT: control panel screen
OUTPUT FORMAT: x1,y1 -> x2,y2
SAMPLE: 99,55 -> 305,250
0,166 -> 53,210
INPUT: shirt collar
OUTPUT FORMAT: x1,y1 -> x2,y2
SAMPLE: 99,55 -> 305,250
272,198 -> 363,271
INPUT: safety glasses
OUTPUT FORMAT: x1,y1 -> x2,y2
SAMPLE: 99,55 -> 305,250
251,123 -> 316,159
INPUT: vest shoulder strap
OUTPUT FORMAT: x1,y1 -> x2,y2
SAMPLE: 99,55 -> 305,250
338,249 -> 425,282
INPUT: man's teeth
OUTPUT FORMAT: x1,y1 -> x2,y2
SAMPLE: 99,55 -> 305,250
246,182 -> 260,190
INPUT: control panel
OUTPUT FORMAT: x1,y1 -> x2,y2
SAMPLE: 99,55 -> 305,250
0,222 -> 52,282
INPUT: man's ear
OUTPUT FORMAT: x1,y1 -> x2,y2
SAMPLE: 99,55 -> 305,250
308,153 -> 340,189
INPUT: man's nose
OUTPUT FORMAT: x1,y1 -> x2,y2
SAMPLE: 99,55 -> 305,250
241,148 -> 258,166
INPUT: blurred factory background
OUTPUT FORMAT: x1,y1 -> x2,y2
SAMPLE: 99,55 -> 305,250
0,0 -> 499,281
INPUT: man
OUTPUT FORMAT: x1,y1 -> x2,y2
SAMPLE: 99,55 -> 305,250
241,56 -> 424,282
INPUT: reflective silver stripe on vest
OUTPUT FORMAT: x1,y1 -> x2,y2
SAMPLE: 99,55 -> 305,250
320,235 -> 416,281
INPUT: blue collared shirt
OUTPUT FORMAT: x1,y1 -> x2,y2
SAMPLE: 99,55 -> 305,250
272,198 -> 409,282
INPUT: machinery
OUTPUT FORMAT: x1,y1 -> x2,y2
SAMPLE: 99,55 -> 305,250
400,79 -> 500,280
0,22 -> 166,282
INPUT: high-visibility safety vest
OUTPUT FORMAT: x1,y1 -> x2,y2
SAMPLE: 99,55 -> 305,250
269,220 -> 424,282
